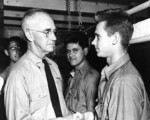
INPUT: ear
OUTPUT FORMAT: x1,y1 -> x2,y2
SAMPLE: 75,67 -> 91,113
112,32 -> 120,45
24,29 -> 34,42
84,47 -> 89,56
4,49 -> 9,56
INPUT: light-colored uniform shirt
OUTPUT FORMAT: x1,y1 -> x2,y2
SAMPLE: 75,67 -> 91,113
0,76 -> 4,93
95,54 -> 150,120
65,61 -> 100,113
4,50 -> 69,120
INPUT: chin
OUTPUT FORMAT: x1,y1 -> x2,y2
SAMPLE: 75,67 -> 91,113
97,53 -> 104,58
13,60 -> 18,63
70,62 -> 77,66
96,52 -> 101,57
47,48 -> 54,52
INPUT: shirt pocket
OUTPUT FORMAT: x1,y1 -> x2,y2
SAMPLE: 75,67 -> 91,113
30,86 -> 49,113
70,88 -> 79,101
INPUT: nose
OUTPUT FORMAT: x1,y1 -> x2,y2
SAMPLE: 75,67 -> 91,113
16,49 -> 21,56
92,37 -> 96,46
68,51 -> 74,58
51,32 -> 56,41
48,31 -> 56,41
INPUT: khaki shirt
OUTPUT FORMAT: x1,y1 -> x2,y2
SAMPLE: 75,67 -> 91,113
65,61 -> 100,113
96,54 -> 150,120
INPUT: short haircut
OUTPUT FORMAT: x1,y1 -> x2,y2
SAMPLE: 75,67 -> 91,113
95,8 -> 133,49
21,8 -> 50,31
95,8 -> 121,22
65,32 -> 89,49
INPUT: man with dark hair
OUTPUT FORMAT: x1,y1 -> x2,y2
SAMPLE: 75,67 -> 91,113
0,36 -> 23,92
92,9 -> 150,120
0,36 -> 23,120
65,32 -> 100,113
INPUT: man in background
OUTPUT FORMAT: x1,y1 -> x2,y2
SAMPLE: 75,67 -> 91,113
0,36 -> 23,92
65,32 -> 100,113
0,36 -> 24,120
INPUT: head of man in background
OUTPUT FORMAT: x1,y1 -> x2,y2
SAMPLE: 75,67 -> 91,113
66,32 -> 89,70
4,36 -> 22,65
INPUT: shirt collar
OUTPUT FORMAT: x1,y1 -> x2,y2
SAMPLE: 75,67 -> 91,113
102,53 -> 130,80
26,50 -> 43,67
70,61 -> 90,77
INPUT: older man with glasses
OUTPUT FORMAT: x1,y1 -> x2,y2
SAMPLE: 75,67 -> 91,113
4,8 -> 94,120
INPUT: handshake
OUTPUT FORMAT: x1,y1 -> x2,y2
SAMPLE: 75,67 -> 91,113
72,111 -> 95,120
57,111 -> 97,120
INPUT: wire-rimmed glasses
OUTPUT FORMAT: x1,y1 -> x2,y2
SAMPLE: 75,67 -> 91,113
28,28 -> 57,38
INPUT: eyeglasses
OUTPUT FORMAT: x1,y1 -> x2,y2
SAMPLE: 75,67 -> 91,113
28,28 -> 57,38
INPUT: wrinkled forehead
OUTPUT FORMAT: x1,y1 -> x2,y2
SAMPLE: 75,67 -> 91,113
27,12 -> 56,30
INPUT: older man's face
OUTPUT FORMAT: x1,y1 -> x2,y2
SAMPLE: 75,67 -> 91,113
28,13 -> 57,56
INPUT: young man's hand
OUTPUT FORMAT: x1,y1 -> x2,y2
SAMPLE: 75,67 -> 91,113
83,111 -> 95,120
73,112 -> 84,120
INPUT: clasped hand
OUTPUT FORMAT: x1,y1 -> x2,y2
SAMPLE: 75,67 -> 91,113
73,111 -> 94,120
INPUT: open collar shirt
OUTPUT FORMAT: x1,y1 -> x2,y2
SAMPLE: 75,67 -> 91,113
95,54 -> 150,120
4,50 -> 69,120
65,61 -> 100,113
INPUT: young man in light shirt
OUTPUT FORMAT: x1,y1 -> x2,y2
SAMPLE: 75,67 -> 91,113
92,9 -> 150,120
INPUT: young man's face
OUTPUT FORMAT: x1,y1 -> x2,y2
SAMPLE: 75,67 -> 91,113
66,43 -> 87,69
92,21 -> 114,58
7,40 -> 21,63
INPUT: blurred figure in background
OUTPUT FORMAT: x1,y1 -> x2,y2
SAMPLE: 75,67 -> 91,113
0,36 -> 25,92
0,36 -> 25,120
